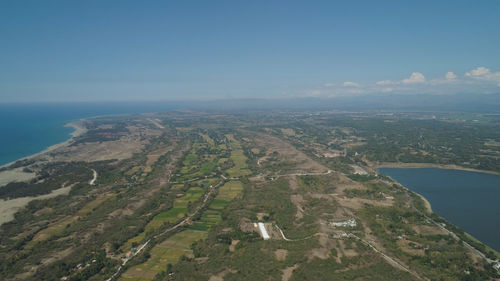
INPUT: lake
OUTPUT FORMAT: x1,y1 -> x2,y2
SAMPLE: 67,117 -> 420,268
378,168 -> 500,252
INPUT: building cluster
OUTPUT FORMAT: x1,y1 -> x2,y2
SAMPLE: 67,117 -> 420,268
330,219 -> 357,228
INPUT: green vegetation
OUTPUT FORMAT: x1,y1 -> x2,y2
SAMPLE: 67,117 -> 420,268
122,187 -> 205,251
0,162 -> 93,199
226,135 -> 251,177
1,111 -> 498,281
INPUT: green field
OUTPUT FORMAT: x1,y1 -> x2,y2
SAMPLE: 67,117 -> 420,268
122,187 -> 204,250
191,181 -> 243,230
199,133 -> 215,146
123,180 -> 244,280
120,230 -> 207,281
226,135 -> 251,177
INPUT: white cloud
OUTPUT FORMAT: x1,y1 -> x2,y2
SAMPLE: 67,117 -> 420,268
376,80 -> 393,85
300,67 -> 500,98
343,81 -> 359,87
445,72 -> 457,80
465,67 -> 500,81
402,72 -> 426,84
465,67 -> 490,77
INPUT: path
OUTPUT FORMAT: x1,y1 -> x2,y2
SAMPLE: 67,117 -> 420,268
353,234 -> 427,281
89,169 -> 98,185
275,224 -> 426,280
106,177 -> 226,281
271,170 -> 334,181
148,118 -> 165,129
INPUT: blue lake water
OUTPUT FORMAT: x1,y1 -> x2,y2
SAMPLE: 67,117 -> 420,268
0,102 -> 182,166
379,168 -> 500,252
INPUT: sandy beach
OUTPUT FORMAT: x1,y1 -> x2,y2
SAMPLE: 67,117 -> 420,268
0,121 -> 87,170
0,121 -> 87,225
0,185 -> 72,225
0,121 -> 87,190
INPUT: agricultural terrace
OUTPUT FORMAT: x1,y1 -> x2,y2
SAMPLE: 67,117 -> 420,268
225,135 -> 251,177
199,133 -> 215,147
174,139 -> 223,182
122,187 -> 204,251
121,181 -> 243,280
120,230 -> 207,281
191,180 -> 243,231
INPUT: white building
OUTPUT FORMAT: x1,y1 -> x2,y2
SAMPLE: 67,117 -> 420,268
330,219 -> 357,228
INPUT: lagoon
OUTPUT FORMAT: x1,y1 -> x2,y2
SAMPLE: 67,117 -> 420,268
379,168 -> 500,252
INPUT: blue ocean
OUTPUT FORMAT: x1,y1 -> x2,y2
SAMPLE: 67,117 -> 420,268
0,102 -> 182,166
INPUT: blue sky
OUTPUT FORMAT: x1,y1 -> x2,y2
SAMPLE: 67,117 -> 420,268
1,0 -> 500,102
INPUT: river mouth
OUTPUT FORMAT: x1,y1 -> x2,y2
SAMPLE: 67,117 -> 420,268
378,167 -> 500,253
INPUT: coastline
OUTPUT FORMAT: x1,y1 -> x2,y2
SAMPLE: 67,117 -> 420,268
0,121 -> 87,169
378,167 -> 500,257
414,191 -> 433,213
373,162 -> 500,176
379,172 -> 434,214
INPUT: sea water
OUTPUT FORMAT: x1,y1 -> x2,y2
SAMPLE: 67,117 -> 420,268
379,168 -> 500,252
0,102 -> 180,166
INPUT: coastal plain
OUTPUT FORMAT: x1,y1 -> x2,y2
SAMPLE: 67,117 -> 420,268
0,111 -> 499,281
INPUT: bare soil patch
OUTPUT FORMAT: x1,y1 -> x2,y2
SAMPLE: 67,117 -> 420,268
209,268 -> 237,281
412,224 -> 446,236
0,185 -> 72,225
281,264 -> 298,281
397,239 -> 425,256
0,168 -> 36,187
274,249 -> 288,261
229,240 -> 239,252
51,138 -> 146,162
308,234 -> 336,261
248,132 -> 328,173
290,194 -> 304,219
337,197 -> 394,210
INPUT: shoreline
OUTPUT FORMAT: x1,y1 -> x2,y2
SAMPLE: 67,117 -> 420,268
0,121 -> 87,169
377,167 -> 500,257
373,162 -> 500,176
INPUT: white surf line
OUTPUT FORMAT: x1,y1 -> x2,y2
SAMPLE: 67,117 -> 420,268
89,169 -> 98,185
258,222 -> 270,240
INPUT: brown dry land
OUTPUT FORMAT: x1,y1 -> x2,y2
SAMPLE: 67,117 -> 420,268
374,162 -> 500,176
0,185 -> 72,225
248,131 -> 328,174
